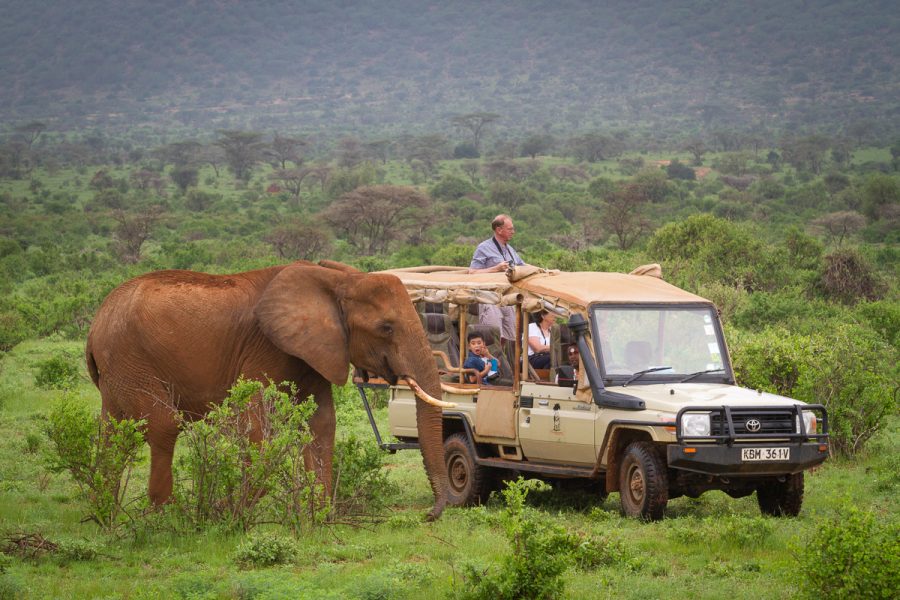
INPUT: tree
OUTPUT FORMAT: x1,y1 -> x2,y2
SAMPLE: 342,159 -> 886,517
263,220 -> 333,260
567,133 -> 624,162
130,169 -> 165,194
215,130 -> 264,182
460,160 -> 481,186
336,137 -> 364,168
265,134 -> 306,169
488,181 -> 538,212
14,121 -> 46,148
683,139 -> 707,166
451,112 -> 500,153
324,185 -> 429,255
811,211 -> 866,246
600,182 -> 651,250
846,120 -> 876,147
159,141 -> 203,168
666,160 -> 695,181
170,167 -> 199,193
269,167 -> 319,207
780,136 -> 830,174
111,206 -> 165,263
861,173 -> 900,220
520,134 -> 554,159
364,140 -> 391,165
404,134 -> 450,180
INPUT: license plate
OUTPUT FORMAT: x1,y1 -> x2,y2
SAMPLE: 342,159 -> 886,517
741,447 -> 790,461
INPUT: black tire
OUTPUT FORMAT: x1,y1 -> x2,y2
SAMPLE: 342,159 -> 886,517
444,433 -> 493,507
757,473 -> 804,517
618,441 -> 669,520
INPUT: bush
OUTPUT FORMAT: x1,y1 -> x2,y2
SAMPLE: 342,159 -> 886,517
797,505 -> 900,599
457,478 -> 578,600
331,435 -> 398,518
816,248 -> 885,304
34,354 -> 80,389
234,534 -> 297,567
172,378 -> 321,533
730,325 -> 897,456
43,395 -> 145,530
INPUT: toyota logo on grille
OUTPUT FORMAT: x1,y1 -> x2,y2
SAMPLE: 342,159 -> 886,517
745,419 -> 762,432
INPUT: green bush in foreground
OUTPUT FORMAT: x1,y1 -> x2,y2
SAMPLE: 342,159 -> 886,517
797,505 -> 900,599
43,394 -> 145,530
457,478 -> 579,600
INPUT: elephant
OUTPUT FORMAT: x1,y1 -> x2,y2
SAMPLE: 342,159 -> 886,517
85,260 -> 452,520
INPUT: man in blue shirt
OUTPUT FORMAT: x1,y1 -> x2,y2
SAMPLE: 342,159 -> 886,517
469,214 -> 526,342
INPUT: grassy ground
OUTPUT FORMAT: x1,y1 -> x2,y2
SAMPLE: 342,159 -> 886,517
0,339 -> 897,599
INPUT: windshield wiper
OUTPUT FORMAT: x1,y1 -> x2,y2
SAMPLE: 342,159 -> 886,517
678,368 -> 725,383
623,366 -> 672,387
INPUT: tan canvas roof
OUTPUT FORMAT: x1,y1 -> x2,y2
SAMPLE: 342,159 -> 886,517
380,265 -> 711,312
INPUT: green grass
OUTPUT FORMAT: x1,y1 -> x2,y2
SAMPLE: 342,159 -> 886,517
0,337 -> 897,599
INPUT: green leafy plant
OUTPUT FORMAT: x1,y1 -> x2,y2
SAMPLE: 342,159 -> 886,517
172,378 -> 320,533
34,354 -> 80,389
797,504 -> 900,599
457,478 -> 579,600
42,394 -> 145,530
234,533 -> 297,568
331,434 -> 398,519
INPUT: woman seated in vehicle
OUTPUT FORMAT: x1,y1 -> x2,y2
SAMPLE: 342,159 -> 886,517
527,310 -> 554,370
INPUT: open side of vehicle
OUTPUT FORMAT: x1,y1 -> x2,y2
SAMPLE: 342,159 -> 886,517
356,265 -> 830,520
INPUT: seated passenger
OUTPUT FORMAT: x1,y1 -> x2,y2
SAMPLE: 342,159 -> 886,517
463,332 -> 500,384
556,345 -> 580,384
528,310 -> 554,370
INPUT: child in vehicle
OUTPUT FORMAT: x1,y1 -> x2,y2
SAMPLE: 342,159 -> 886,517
463,331 -> 499,384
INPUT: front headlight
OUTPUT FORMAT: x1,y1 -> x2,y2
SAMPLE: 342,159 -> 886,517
682,412 -> 710,437
796,410 -> 817,435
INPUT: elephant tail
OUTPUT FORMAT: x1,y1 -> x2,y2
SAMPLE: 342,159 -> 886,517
85,336 -> 101,388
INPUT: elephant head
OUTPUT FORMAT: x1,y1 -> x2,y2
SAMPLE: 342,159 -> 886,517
254,262 -> 450,519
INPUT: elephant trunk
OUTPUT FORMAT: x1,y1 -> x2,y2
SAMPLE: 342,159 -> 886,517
405,351 -> 450,520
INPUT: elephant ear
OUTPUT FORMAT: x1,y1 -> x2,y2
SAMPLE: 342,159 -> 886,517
255,265 -> 351,385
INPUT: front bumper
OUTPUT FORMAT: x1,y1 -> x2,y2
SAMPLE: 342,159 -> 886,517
667,442 -> 829,476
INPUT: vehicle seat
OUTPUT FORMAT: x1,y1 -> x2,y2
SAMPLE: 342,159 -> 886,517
466,323 -> 513,386
624,340 -> 652,371
420,312 -> 461,371
550,324 -> 574,382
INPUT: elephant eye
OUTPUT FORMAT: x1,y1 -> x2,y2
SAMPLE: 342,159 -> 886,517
379,322 -> 394,336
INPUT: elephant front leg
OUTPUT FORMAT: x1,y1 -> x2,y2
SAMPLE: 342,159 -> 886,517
303,382 -> 336,504
148,434 -> 177,505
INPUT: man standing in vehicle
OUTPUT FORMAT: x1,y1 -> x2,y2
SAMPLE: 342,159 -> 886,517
468,214 -> 525,342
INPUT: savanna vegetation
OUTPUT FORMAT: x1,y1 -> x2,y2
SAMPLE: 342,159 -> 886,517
0,115 -> 897,598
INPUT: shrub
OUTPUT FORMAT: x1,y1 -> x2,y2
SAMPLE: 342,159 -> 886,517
730,325 -> 897,456
234,534 -> 297,567
34,354 -> 80,389
816,248 -> 885,304
457,478 -> 578,600
56,538 -> 101,562
43,395 -> 145,530
331,435 -> 398,518
797,505 -> 900,599
172,378 -> 321,533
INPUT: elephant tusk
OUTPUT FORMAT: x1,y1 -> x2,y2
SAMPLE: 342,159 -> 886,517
441,383 -> 478,395
406,378 -> 456,408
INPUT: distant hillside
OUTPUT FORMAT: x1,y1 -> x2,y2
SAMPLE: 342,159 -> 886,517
2,0 -> 898,138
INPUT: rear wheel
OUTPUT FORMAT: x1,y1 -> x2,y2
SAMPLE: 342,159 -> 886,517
444,433 -> 493,507
757,473 -> 804,517
618,441 -> 668,520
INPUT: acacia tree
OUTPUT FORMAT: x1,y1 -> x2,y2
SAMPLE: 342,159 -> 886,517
811,211 -> 866,246
324,185 -> 429,255
451,112 -> 500,153
263,220 -> 333,260
111,205 -> 165,263
265,134 -> 306,169
269,167 -> 319,207
600,182 -> 651,250
215,130 -> 264,182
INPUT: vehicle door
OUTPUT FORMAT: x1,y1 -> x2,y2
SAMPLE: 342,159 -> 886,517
517,381 -> 598,465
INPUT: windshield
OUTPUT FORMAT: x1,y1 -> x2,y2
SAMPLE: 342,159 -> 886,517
590,305 -> 730,383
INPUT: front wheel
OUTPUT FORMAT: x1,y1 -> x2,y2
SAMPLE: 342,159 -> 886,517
444,433 -> 493,507
757,473 -> 804,517
618,441 -> 669,520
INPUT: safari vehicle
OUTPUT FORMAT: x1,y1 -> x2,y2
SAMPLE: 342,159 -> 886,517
356,265 -> 829,520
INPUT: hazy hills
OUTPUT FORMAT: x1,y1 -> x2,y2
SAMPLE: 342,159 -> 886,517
2,0 -> 898,138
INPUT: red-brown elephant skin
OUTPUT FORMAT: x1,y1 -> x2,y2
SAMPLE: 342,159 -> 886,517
85,260 -> 449,520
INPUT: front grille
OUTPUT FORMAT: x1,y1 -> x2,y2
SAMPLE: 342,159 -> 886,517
711,409 -> 795,436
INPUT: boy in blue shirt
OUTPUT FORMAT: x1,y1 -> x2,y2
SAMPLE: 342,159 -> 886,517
463,331 -> 499,384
